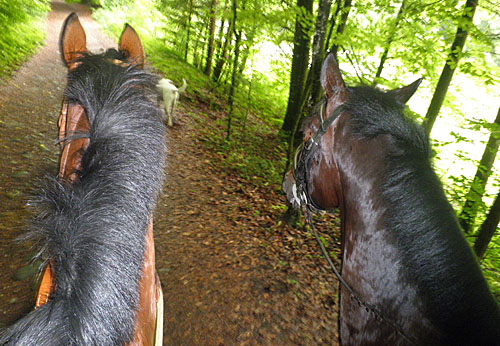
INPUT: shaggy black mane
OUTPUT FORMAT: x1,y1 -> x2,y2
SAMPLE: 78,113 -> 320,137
344,86 -> 430,158
344,86 -> 500,344
0,54 -> 166,345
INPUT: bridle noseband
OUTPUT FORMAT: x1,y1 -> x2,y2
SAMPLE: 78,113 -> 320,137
291,100 -> 344,210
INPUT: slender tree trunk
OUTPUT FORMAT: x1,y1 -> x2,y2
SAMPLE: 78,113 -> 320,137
198,22 -> 210,70
205,0 -> 218,76
459,107 -> 500,233
214,0 -> 228,64
329,0 -> 351,58
423,0 -> 478,135
193,35 -> 201,68
237,28 -> 255,78
184,0 -> 193,61
213,17 -> 234,82
372,0 -> 406,86
193,32 -> 203,68
242,65 -> 253,132
474,190 -> 500,259
307,0 -> 332,107
292,0 -> 333,176
280,0 -> 314,136
227,0 -> 241,141
325,0 -> 342,51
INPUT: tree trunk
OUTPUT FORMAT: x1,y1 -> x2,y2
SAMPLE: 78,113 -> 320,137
329,0 -> 351,58
280,0 -> 314,136
198,22 -> 209,70
184,0 -> 193,61
214,0 -> 228,66
325,0 -> 342,51
422,0 -> 478,135
204,0 -> 218,76
307,0 -> 333,108
292,0 -> 332,175
237,27 -> 255,77
242,64 -> 254,133
372,0 -> 406,86
213,16 -> 234,82
193,34 -> 201,68
474,190 -> 500,259
459,107 -> 500,233
226,0 -> 241,141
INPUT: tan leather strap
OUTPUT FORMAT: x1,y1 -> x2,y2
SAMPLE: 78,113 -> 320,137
154,274 -> 164,346
35,262 -> 53,308
57,101 -> 90,182
128,217 -> 158,346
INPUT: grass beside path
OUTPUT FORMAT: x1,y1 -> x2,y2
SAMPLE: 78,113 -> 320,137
0,0 -> 51,80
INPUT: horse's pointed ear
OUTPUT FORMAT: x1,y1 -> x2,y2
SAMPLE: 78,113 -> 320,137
387,78 -> 422,104
119,24 -> 145,67
60,13 -> 87,70
320,53 -> 349,102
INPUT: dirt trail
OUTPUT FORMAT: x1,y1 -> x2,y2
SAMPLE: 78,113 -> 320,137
0,2 -> 340,345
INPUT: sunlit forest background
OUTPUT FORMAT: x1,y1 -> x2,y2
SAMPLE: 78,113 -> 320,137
1,0 -> 499,298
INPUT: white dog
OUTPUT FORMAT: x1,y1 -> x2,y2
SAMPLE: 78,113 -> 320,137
157,78 -> 187,126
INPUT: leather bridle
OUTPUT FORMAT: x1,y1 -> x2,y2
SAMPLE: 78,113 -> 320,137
291,99 -> 344,211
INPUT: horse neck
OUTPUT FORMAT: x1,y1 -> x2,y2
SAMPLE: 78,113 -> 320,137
334,131 -> 392,245
334,124 -> 500,340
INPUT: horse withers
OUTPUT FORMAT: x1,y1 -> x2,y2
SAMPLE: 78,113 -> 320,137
283,54 -> 500,345
0,13 -> 166,346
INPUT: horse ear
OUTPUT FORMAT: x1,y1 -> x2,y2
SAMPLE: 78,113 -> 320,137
60,13 -> 87,70
119,24 -> 145,67
387,78 -> 422,104
320,53 -> 349,102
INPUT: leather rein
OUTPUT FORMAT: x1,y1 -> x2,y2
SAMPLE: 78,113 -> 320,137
291,102 -> 418,346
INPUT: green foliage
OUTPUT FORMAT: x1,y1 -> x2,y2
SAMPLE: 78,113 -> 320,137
93,1 -> 288,188
336,0 -> 460,86
480,218 -> 500,300
200,119 -> 288,187
92,0 -> 289,122
0,0 -> 50,78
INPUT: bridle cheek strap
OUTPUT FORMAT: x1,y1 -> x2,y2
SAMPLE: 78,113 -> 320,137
58,101 -> 90,183
292,104 -> 344,211
35,262 -> 54,308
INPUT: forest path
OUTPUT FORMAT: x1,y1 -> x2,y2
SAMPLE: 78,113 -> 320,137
0,1 -> 340,345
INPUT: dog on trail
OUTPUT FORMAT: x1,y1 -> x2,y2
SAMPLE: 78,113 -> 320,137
157,78 -> 187,126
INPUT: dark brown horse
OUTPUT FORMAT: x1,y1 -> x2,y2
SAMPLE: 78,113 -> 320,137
283,54 -> 500,345
1,13 -> 164,345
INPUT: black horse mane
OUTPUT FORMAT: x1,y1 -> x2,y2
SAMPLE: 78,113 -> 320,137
0,54 -> 166,345
345,86 -> 430,158
344,86 -> 500,344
